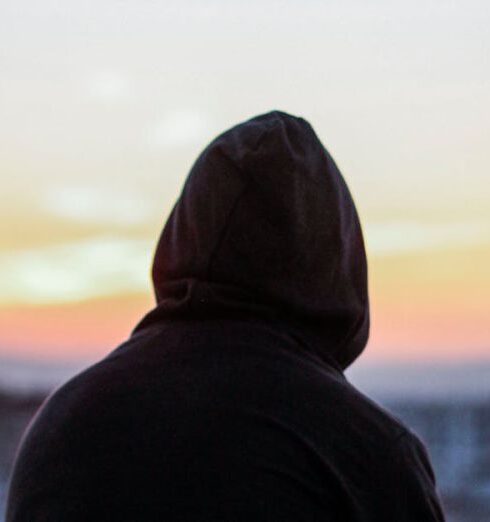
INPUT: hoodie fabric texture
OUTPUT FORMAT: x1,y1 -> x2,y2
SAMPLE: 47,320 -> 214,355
7,111 -> 445,521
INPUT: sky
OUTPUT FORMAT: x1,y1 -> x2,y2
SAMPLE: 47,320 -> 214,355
0,0 -> 489,363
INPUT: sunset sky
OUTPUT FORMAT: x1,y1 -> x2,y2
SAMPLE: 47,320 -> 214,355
0,0 -> 489,363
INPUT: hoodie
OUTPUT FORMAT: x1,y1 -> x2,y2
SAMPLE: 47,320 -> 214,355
137,110 -> 368,370
6,111 -> 445,521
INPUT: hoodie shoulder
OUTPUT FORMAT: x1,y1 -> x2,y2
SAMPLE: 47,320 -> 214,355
372,431 -> 445,521
6,334 -> 157,521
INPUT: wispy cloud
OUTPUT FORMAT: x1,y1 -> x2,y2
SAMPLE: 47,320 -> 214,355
42,185 -> 158,225
87,71 -> 130,102
365,221 -> 489,256
1,221 -> 487,305
149,109 -> 214,149
0,237 -> 153,304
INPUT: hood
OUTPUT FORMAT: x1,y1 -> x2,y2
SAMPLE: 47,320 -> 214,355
136,111 -> 369,369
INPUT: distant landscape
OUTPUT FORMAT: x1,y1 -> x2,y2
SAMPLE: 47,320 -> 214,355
1,357 -> 490,522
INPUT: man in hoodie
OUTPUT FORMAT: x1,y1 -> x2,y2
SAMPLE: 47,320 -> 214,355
7,111 -> 445,521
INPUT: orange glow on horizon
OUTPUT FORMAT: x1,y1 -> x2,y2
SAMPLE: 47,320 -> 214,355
0,293 -> 153,361
1,267 -> 488,363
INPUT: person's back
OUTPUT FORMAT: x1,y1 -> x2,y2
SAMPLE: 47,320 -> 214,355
6,111 -> 445,521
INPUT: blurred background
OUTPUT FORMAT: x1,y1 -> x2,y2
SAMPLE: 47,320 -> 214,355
0,1 -> 489,520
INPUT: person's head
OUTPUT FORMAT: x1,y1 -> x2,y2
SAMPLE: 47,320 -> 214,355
144,111 -> 369,369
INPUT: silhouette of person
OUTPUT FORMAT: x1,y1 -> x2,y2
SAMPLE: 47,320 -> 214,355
7,111 -> 445,521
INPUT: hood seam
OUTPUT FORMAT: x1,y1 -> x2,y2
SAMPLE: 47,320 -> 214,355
203,126 -> 277,281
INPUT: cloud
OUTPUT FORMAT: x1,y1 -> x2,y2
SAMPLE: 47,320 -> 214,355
364,221 -> 489,256
2,221 -> 487,305
87,72 -> 130,102
0,237 -> 154,304
149,110 -> 214,149
42,185 -> 157,225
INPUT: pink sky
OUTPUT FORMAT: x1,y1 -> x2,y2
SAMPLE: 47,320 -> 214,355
1,242 -> 488,363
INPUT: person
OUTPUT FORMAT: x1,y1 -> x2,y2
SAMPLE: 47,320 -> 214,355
6,111 -> 445,521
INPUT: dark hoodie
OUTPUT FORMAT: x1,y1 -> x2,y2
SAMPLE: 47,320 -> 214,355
6,111 -> 445,521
